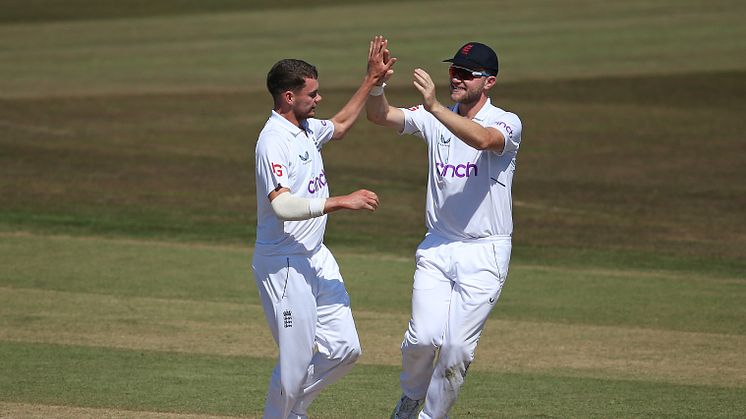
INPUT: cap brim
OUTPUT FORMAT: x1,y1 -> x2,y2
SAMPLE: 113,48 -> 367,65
444,57 -> 480,70
444,57 -> 497,74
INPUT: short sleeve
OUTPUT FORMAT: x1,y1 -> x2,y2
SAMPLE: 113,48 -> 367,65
306,118 -> 335,149
255,132 -> 291,198
398,105 -> 428,141
488,112 -> 522,155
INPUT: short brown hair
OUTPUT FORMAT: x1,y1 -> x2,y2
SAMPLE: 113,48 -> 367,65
266,59 -> 318,100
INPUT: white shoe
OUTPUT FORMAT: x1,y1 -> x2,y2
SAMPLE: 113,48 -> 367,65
390,394 -> 424,419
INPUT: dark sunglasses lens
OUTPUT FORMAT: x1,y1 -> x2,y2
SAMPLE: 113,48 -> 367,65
449,67 -> 474,80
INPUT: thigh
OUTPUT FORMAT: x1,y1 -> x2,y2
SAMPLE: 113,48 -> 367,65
252,253 -> 317,347
453,241 -> 510,306
447,241 -> 511,346
408,244 -> 453,346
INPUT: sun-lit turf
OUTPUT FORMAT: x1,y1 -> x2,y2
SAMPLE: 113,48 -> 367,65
2,71 -> 745,261
1,233 -> 744,417
2,341 -> 744,418
1,0 -> 744,417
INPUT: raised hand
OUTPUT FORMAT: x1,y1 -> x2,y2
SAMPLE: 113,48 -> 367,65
412,68 -> 440,111
368,35 -> 397,85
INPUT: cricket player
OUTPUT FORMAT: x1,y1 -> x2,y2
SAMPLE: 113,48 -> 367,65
252,36 -> 395,419
366,42 -> 523,418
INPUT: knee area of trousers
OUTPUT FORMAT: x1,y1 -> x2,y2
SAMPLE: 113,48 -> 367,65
345,344 -> 362,363
440,342 -> 473,364
402,338 -> 438,355
334,342 -> 362,364
278,382 -> 302,402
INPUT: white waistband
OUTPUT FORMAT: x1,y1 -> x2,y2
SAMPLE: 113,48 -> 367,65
426,232 -> 512,244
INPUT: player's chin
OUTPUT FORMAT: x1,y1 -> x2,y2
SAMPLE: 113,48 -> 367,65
449,88 -> 464,102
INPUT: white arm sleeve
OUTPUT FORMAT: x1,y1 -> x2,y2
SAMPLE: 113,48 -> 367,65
270,192 -> 326,221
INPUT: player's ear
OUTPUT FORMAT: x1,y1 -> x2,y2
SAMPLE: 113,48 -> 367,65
283,90 -> 294,105
484,75 -> 497,90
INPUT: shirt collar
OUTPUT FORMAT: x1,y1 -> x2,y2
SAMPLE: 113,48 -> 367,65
270,110 -> 307,137
472,98 -> 492,122
452,97 -> 492,122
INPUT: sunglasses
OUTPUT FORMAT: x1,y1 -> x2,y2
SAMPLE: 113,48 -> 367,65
448,65 -> 491,80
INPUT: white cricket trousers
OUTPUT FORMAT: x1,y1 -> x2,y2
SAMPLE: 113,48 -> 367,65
400,233 -> 511,419
252,245 -> 361,419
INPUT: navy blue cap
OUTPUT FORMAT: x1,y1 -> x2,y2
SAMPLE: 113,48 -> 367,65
443,42 -> 499,75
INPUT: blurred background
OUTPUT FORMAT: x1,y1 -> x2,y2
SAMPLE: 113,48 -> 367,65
1,1 -> 744,417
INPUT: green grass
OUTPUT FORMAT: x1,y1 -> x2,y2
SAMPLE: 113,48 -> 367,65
1,234 -> 744,417
2,341 -> 743,418
0,0 -> 403,24
1,0 -> 745,416
1,0 -> 745,98
2,72 -> 744,261
2,234 -> 743,334
0,341 -> 267,417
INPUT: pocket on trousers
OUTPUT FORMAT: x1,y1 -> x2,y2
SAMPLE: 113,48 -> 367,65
491,243 -> 510,282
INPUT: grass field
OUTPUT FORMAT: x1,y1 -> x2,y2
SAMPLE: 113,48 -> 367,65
1,0 -> 745,417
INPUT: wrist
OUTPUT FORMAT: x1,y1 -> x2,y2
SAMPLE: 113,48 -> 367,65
309,198 -> 326,217
427,100 -> 445,114
363,74 -> 379,87
370,83 -> 386,96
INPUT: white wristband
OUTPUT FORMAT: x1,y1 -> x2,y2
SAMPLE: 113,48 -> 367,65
369,83 -> 386,96
309,198 -> 326,217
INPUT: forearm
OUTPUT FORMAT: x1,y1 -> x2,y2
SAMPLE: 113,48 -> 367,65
323,195 -> 353,214
270,189 -> 378,220
429,103 -> 504,151
366,89 -> 405,130
366,91 -> 390,123
270,192 -> 326,221
330,75 -> 379,138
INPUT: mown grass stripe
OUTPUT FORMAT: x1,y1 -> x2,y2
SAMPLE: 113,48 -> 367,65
3,232 -> 744,336
3,230 -> 743,283
2,287 -> 744,387
1,0 -> 744,99
0,341 -> 268,417
1,341 -> 743,418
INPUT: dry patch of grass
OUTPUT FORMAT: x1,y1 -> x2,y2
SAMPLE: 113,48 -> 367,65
0,287 -> 267,358
2,287 -> 743,388
479,319 -> 746,388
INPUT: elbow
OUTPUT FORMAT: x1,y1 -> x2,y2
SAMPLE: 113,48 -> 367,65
334,127 -> 349,140
270,192 -> 313,221
271,206 -> 303,222
474,139 -> 505,152
331,120 -> 351,140
473,130 -> 506,151
472,136 -> 494,151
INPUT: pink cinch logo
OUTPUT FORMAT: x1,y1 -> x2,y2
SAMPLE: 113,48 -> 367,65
308,171 -> 327,193
496,121 -> 513,139
436,162 -> 478,178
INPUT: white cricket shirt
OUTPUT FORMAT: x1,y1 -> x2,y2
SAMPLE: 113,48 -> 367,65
254,110 -> 334,255
400,98 -> 522,241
